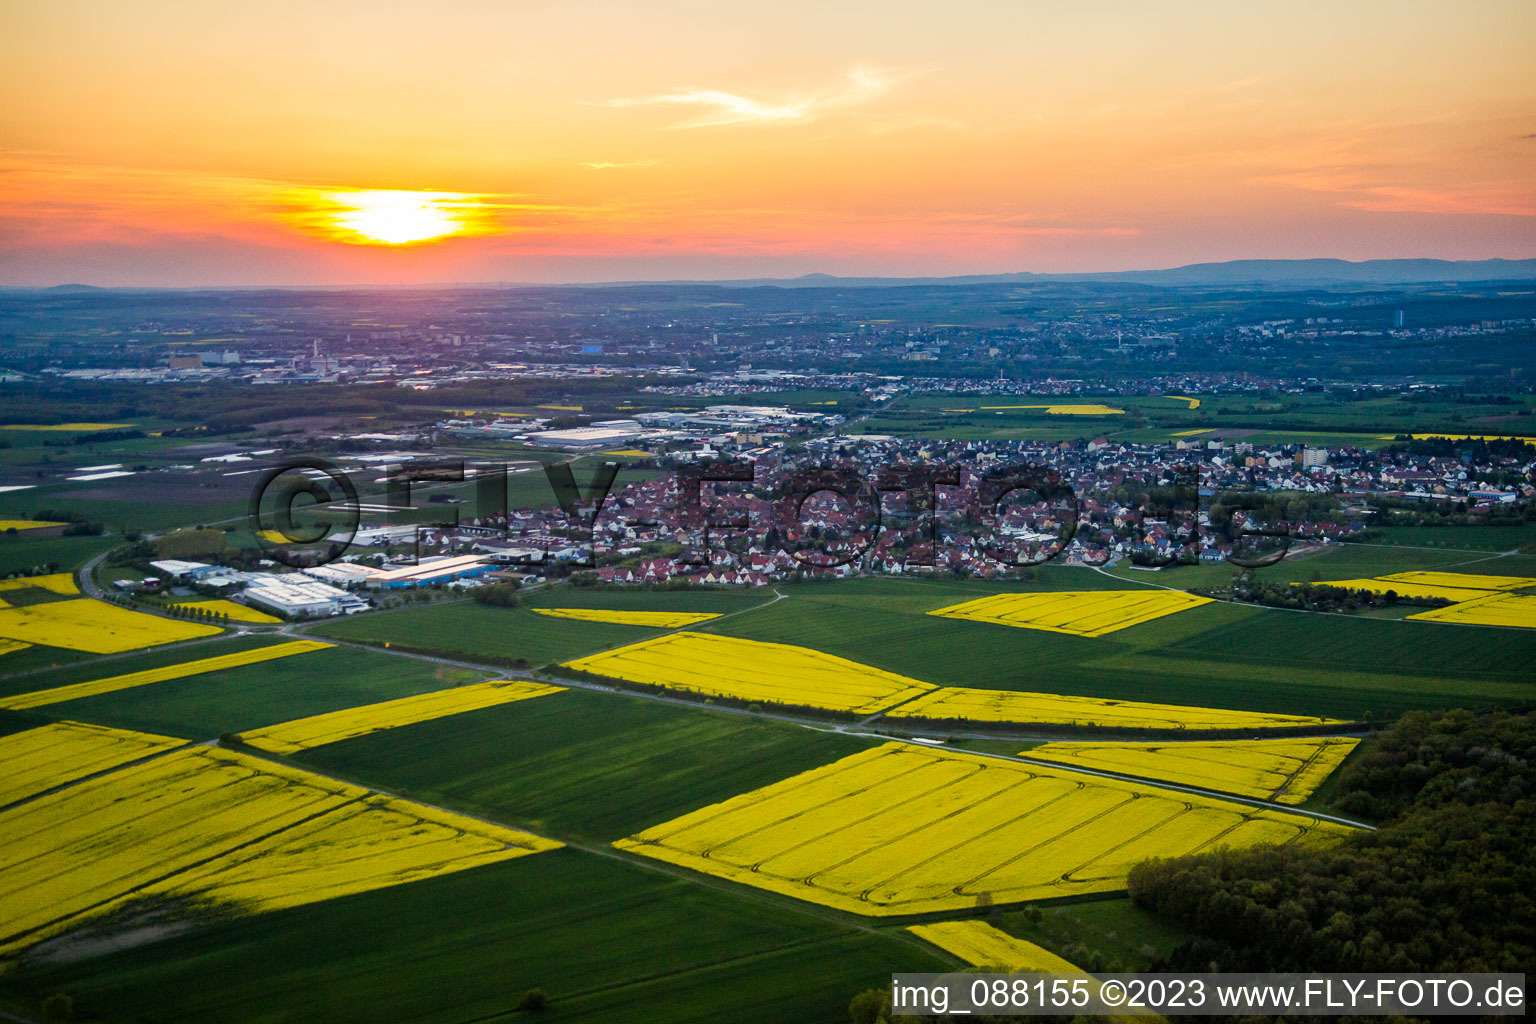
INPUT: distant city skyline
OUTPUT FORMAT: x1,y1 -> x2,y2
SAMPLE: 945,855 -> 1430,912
2,0 -> 1533,286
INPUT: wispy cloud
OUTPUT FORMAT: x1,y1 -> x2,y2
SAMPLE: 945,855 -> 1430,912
1252,166 -> 1536,216
593,67 -> 910,129
581,159 -> 659,170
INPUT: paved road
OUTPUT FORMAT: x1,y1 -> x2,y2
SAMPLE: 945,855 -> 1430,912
293,625 -> 1374,830
64,545 -> 1375,830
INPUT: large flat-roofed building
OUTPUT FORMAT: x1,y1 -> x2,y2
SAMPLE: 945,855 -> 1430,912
364,554 -> 493,589
147,559 -> 223,581
300,563 -> 384,586
242,576 -> 355,617
521,425 -> 641,449
351,525 -> 428,547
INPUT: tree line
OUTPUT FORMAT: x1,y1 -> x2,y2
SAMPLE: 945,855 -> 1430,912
1127,708 -> 1534,975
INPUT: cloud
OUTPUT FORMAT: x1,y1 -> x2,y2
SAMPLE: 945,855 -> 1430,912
581,159 -> 659,170
593,67 -> 908,129
1252,167 -> 1536,216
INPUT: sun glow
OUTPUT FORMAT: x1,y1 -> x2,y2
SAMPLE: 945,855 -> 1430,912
317,190 -> 493,245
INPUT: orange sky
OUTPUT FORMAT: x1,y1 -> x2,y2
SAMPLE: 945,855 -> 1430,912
1,0 -> 1532,285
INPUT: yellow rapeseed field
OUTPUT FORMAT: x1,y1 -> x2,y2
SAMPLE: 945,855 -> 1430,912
0,743 -> 559,959
0,521 -> 68,532
0,599 -> 221,653
1379,571 -> 1536,592
929,591 -> 1212,637
532,608 -> 721,628
237,679 -> 565,754
1407,593 -> 1536,629
1165,395 -> 1202,409
614,742 -> 1353,916
0,639 -> 28,656
0,721 -> 185,807
974,404 -> 1125,415
1024,737 -> 1360,804
1406,433 -> 1536,442
887,685 -> 1344,730
0,573 -> 79,595
1298,577 -> 1493,602
135,793 -> 561,915
909,920 -> 1167,1023
565,632 -> 935,713
172,599 -> 281,623
909,921 -> 1082,973
0,640 -> 332,710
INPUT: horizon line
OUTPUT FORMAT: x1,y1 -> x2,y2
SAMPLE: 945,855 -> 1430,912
4,254 -> 1535,292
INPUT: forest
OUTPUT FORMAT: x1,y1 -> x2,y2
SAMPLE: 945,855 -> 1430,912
1128,709 -> 1535,974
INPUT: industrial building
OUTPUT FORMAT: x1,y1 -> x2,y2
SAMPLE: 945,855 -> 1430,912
242,576 -> 365,618
363,554 -> 494,589
521,420 -> 643,449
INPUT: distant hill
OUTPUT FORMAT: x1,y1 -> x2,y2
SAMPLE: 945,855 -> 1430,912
8,258 -> 1535,293
588,258 -> 1536,289
1059,258 -> 1536,286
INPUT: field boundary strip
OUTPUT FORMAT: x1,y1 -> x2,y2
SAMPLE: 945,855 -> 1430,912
0,639 -> 333,710
235,679 -> 565,754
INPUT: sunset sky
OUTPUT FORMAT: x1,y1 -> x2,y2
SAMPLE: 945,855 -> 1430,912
2,0 -> 1532,286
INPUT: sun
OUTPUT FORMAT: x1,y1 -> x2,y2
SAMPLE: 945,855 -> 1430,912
316,190 -> 492,246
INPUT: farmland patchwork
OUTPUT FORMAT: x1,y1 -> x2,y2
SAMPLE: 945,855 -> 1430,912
614,742 -> 1353,916
0,724 -> 560,964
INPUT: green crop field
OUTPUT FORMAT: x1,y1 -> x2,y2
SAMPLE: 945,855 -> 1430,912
0,632 -> 277,699
0,644 -> 92,675
0,851 -> 947,1024
290,685 -> 878,841
1363,524 -> 1536,552
19,644 -> 460,740
310,601 -> 675,665
1099,539 -> 1519,591
522,587 -> 772,616
996,896 -> 1191,972
0,534 -> 115,576
699,575 -> 1536,720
